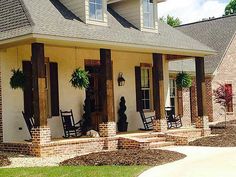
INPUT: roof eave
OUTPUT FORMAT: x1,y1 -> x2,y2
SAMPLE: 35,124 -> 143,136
0,33 -> 216,57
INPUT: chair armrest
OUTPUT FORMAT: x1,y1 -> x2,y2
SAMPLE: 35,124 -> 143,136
75,120 -> 83,126
146,115 -> 156,120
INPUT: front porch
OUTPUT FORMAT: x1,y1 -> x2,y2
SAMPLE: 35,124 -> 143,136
0,127 -> 210,157
0,42 -> 210,157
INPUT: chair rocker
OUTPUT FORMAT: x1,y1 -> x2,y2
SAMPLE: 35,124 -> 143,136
139,111 -> 155,131
22,111 -> 35,137
165,107 -> 182,129
60,110 -> 82,138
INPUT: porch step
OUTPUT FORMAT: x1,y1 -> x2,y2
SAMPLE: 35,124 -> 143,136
145,137 -> 166,143
149,141 -> 175,148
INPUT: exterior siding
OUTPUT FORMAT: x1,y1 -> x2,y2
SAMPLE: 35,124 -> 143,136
59,0 -> 86,22
111,0 -> 141,29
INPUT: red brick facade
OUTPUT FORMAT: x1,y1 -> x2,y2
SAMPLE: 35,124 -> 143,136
181,77 -> 214,124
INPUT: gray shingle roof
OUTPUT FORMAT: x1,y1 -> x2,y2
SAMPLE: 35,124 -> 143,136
170,15 -> 236,74
0,0 -> 215,55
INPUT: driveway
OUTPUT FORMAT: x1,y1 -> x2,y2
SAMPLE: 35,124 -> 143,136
139,146 -> 236,177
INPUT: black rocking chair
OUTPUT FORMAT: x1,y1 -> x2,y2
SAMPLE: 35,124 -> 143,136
165,107 -> 182,129
60,110 -> 82,138
139,111 -> 155,131
22,112 -> 35,137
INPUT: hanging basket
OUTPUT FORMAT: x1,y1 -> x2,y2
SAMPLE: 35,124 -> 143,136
176,72 -> 192,88
70,68 -> 90,89
10,69 -> 25,90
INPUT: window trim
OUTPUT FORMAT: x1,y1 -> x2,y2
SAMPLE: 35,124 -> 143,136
89,0 -> 104,21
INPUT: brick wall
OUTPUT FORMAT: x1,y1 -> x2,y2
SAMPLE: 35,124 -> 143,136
211,35 -> 236,123
182,88 -> 192,126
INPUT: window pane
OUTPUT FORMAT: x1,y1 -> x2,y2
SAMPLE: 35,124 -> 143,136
89,0 -> 103,20
89,3 -> 95,19
96,4 -> 103,20
145,100 -> 150,109
145,90 -> 150,99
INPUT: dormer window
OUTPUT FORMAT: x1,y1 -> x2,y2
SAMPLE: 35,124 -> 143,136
89,0 -> 103,21
143,0 -> 154,28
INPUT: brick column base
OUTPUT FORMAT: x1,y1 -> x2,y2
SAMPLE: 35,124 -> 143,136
195,116 -> 211,136
153,119 -> 167,132
99,122 -> 116,137
195,116 -> 209,129
31,127 -> 51,157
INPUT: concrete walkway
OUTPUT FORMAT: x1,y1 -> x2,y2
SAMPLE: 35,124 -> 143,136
139,146 -> 236,177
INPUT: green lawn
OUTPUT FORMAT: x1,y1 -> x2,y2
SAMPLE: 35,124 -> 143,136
0,166 -> 149,177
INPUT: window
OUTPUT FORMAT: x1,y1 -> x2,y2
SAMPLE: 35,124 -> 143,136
169,79 -> 176,111
143,0 -> 154,28
141,67 -> 152,110
225,84 -> 233,113
89,0 -> 103,21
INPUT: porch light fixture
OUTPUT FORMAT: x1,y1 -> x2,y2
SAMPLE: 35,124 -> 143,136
118,72 -> 125,86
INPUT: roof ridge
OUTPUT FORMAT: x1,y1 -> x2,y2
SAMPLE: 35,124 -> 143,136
18,0 -> 34,27
176,14 -> 236,28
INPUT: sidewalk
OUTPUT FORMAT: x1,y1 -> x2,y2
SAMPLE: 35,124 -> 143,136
139,146 -> 236,177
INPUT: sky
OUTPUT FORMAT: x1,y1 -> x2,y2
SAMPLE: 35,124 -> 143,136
158,0 -> 230,24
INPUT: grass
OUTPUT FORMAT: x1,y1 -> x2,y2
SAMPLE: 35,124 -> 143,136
0,166 -> 149,177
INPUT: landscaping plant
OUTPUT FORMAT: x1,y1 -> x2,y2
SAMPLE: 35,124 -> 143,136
9,68 -> 25,90
176,72 -> 192,88
70,68 -> 89,89
213,83 -> 233,127
117,97 -> 128,132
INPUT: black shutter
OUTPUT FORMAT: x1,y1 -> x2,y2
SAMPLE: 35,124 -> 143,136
22,61 -> 33,117
50,62 -> 59,116
135,66 -> 142,112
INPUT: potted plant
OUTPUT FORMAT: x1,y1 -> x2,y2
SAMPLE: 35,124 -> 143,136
9,69 -> 25,90
117,97 -> 128,132
176,71 -> 192,88
70,68 -> 89,89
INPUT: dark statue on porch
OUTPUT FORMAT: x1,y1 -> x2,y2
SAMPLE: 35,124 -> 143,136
81,96 -> 92,134
117,96 -> 128,132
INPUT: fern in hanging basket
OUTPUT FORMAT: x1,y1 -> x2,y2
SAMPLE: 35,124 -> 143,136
176,72 -> 192,88
70,68 -> 90,89
10,69 -> 25,90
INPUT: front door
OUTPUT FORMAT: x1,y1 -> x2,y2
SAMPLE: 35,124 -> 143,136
85,64 -> 103,131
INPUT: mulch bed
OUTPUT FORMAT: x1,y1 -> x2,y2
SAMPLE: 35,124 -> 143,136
0,154 -> 11,167
60,149 -> 186,166
189,120 -> 236,147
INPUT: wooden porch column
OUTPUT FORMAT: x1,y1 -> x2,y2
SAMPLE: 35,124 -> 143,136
31,43 -> 47,127
195,57 -> 209,129
99,49 -> 116,137
152,53 -> 168,132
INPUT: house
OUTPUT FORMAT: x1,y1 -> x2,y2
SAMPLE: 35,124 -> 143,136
169,14 -> 236,125
0,0 -> 215,157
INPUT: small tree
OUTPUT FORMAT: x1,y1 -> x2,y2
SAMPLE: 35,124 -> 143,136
160,15 -> 182,27
225,0 -> 236,16
213,83 -> 233,127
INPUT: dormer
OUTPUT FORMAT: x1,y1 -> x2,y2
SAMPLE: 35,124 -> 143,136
109,0 -> 165,33
59,0 -> 108,26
